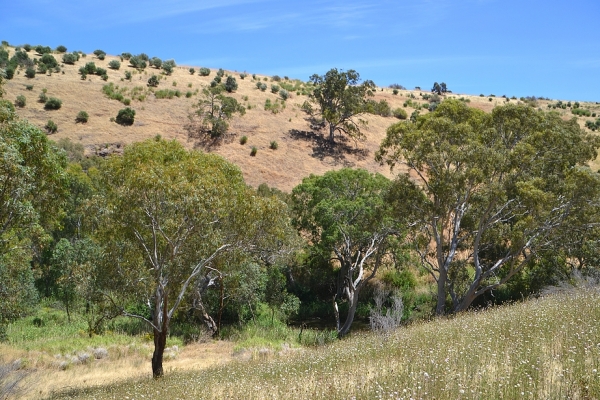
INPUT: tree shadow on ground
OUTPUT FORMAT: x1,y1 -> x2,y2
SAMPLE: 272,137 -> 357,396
185,121 -> 237,151
289,129 -> 369,166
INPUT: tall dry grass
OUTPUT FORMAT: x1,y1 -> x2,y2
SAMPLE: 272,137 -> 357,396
48,288 -> 600,399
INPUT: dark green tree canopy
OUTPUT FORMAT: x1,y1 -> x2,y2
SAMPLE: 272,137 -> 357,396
377,99 -> 600,314
308,68 -> 376,143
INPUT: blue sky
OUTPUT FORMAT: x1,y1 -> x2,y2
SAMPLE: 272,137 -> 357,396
2,0 -> 599,101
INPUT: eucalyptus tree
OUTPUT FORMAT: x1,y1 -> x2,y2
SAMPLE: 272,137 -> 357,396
190,85 -> 245,138
307,68 -> 376,143
0,96 -> 67,324
291,168 -> 411,337
377,99 -> 600,315
97,138 -> 291,377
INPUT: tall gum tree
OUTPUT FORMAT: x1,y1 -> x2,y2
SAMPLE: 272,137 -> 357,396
307,68 -> 375,143
97,138 -> 292,377
376,99 -> 600,315
291,168 -> 411,337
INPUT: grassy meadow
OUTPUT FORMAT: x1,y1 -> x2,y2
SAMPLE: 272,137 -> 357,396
39,288 -> 600,400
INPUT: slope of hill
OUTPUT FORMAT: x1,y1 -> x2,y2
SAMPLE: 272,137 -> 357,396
3,46 -> 599,190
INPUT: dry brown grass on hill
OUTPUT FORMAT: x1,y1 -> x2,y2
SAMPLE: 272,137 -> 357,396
3,47 -> 599,190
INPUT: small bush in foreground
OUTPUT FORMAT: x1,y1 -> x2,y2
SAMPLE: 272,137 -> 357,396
14,95 -> 26,108
44,97 -> 62,110
240,135 -> 248,145
116,107 -> 135,126
269,141 -> 278,150
25,67 -> 35,79
75,111 -> 89,123
45,120 -> 58,133
250,146 -> 257,156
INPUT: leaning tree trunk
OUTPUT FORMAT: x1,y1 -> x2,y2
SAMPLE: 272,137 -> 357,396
336,287 -> 361,338
152,325 -> 167,378
329,124 -> 336,142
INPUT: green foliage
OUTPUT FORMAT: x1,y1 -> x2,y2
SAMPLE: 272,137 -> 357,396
39,53 -> 58,69
56,45 -> 67,53
572,108 -> 591,117
35,45 -> 52,55
239,73 -> 247,79
190,86 -> 245,138
188,67 -> 195,75
45,120 -> 57,133
366,99 -> 392,117
308,68 -> 376,142
240,135 -> 248,145
264,98 -> 285,114
25,67 -> 35,79
44,97 -> 62,110
279,89 -> 289,101
224,76 -> 238,92
250,146 -> 257,156
270,84 -> 280,94
256,82 -> 267,91
93,49 -> 106,59
14,95 -> 26,108
75,110 -> 89,123
154,89 -> 181,99
115,107 -> 135,126
216,68 -> 224,78
162,59 -> 176,75
129,56 -> 146,70
102,82 -> 128,103
108,60 -> 120,70
272,75 -> 281,82
38,91 -> 48,103
147,75 -> 159,87
393,107 -> 407,120
376,99 -> 600,315
62,52 -> 78,64
80,62 -> 96,75
199,67 -> 210,76
269,141 -> 278,150
124,70 -> 132,81
121,52 -> 132,60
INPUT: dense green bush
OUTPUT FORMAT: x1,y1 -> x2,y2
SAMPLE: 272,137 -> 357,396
124,70 -> 132,81
270,141 -> 278,150
108,60 -> 121,70
199,67 -> 210,76
80,61 -> 97,75
279,89 -> 289,100
250,146 -> 257,156
225,76 -> 238,92
44,97 -> 62,110
35,45 -> 52,55
45,120 -> 58,133
239,73 -> 247,79
93,49 -> 106,60
189,67 -> 195,75
393,107 -> 408,119
148,75 -> 159,87
95,67 -> 107,76
154,89 -> 181,99
150,57 -> 162,69
62,53 -> 77,64
25,67 -> 36,78
271,84 -> 280,94
366,99 -> 392,117
240,135 -> 248,145
75,110 -> 89,123
121,52 -> 132,60
272,75 -> 281,82
216,68 -> 225,78
572,108 -> 592,117
23,44 -> 32,52
162,59 -> 176,75
40,53 -> 58,69
116,107 -> 135,125
129,56 -> 147,69
56,45 -> 67,53
14,95 -> 26,108
256,82 -> 267,91
38,89 -> 48,103
25,84 -> 33,90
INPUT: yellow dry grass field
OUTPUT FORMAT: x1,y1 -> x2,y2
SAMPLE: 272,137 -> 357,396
3,47 -> 600,190
1,340 -> 235,400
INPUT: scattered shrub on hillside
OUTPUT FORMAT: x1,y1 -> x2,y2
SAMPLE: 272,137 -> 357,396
279,89 -> 289,101
121,52 -> 132,60
250,146 -> 257,156
225,76 -> 238,93
44,97 -> 62,110
256,82 -> 267,91
116,107 -> 135,125
389,83 -> 406,90
572,108 -> 592,117
240,135 -> 248,145
62,53 -> 77,64
189,67 -> 195,75
40,53 -> 58,69
23,44 -> 32,52
216,68 -> 225,78
80,62 -> 97,75
150,57 -> 162,69
154,89 -> 181,99
270,141 -> 278,150
25,67 -> 36,79
25,84 -> 33,90
14,95 -> 26,108
95,67 -> 107,77
76,110 -> 89,123
366,99 -> 392,117
45,120 -> 58,133
35,45 -> 52,55
129,56 -> 147,70
38,90 -> 48,103
271,84 -> 280,94
162,59 -> 176,75
272,75 -> 281,82
56,45 -> 67,53
124,71 -> 132,81
393,89 -> 399,95
147,75 -> 159,87
93,49 -> 106,60
108,60 -> 121,70
393,108 -> 408,120
239,73 -> 247,80
199,67 -> 210,76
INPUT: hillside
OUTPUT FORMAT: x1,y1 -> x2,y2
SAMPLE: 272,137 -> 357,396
3,45 -> 600,191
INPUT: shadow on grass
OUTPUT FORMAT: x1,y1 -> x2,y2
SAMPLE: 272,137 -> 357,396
288,129 -> 369,166
185,121 -> 237,151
